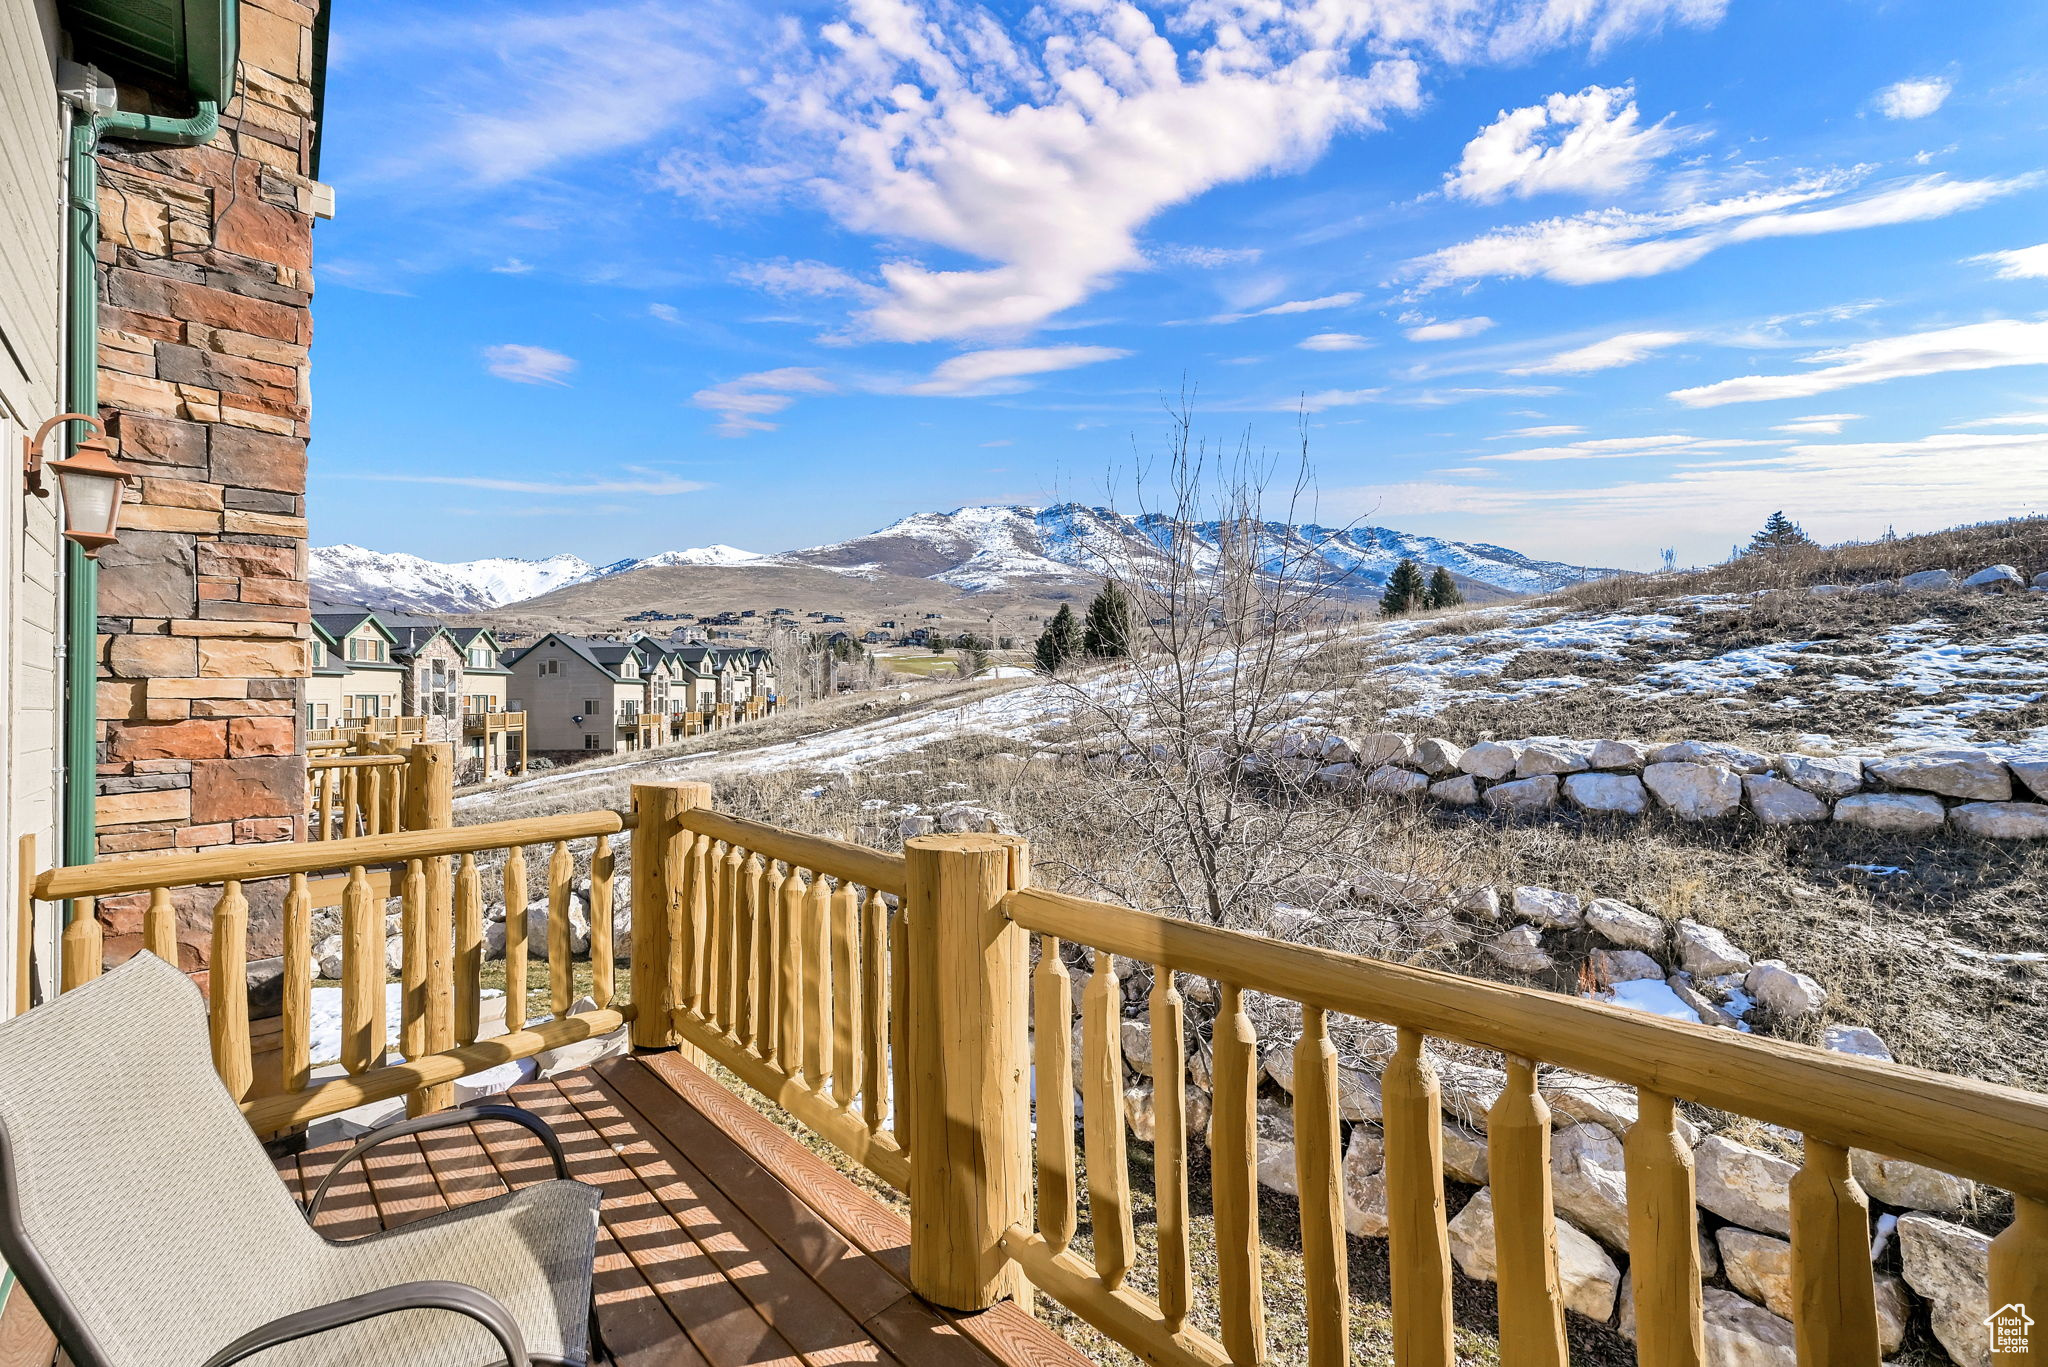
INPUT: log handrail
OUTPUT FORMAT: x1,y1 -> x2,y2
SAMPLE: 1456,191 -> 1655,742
1006,886 -> 2048,1200
678,808 -> 906,897
34,809 -> 630,901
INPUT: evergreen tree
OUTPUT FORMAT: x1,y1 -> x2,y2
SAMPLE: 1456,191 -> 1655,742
1747,510 -> 1815,554
1423,565 -> 1463,610
1379,558 -> 1426,617
1034,603 -> 1083,672
1081,582 -> 1136,658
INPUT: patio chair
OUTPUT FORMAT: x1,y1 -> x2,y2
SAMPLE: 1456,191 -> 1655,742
0,952 -> 602,1366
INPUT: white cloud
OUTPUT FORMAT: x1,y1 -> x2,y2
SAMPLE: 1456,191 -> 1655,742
1950,409 -> 2048,428
676,0 -> 1727,341
1154,244 -> 1264,268
490,258 -> 534,275
732,258 -> 880,300
1969,243 -> 2048,280
692,367 -> 838,436
1672,320 -> 2048,407
1877,78 -> 1951,120
1243,293 -> 1364,320
1446,84 -> 1689,203
1494,424 -> 1584,438
1408,172 -> 2034,291
1481,433 -> 1778,462
1770,413 -> 1861,435
1295,388 -> 1384,412
902,346 -> 1129,397
483,344 -> 576,385
1406,316 -> 1495,341
1299,332 -> 1371,351
648,303 -> 683,324
1508,329 -> 1689,374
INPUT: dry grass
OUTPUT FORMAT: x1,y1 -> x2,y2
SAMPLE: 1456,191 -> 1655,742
1541,516 -> 2048,615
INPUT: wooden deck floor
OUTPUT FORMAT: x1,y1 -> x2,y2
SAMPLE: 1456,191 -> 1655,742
0,1052 -> 1089,1367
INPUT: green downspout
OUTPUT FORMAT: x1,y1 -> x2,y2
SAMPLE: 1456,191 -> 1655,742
61,100 -> 220,872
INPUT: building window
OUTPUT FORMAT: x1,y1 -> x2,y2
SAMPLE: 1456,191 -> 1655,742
348,635 -> 386,662
584,735 -> 602,750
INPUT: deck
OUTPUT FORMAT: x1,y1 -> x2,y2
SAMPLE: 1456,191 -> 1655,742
0,1052 -> 1088,1367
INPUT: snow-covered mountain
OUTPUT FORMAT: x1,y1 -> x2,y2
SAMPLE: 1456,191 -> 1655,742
311,506 -> 1612,612
310,544 -> 766,612
779,504 -> 1615,596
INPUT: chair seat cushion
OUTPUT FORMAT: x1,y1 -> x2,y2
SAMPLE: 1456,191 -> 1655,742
245,1179 -> 601,1367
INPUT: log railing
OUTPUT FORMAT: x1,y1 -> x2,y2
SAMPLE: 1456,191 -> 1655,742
653,801 -> 914,1190
28,765 -> 711,1136
26,803 -> 2048,1365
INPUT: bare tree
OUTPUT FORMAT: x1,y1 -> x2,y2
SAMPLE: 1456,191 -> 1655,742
1040,397 -> 1379,928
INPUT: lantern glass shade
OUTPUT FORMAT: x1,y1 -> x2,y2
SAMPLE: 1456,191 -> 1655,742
48,439 -> 129,556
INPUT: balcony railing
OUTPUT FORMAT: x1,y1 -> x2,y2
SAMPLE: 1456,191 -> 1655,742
24,780 -> 2044,1365
461,709 -> 525,733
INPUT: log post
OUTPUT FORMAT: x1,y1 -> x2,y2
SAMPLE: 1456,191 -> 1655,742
903,833 -> 1031,1310
404,743 -> 456,1114
631,780 -> 709,1051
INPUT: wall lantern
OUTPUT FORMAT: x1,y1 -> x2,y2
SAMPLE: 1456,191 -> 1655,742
22,412 -> 132,557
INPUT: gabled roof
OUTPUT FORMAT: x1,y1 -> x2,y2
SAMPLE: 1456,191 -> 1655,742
504,633 -> 648,684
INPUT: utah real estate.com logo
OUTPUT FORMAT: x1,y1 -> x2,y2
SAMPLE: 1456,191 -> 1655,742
1987,1303 -> 2032,1356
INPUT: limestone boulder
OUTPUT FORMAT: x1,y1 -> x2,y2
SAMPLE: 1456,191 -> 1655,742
1262,1043 -> 1383,1121
1743,775 -> 1830,825
1588,738 -> 1648,770
1313,762 -> 1357,785
1429,773 -> 1480,806
1413,737 -> 1463,776
1436,1060 -> 1506,1128
1486,924 -> 1553,974
524,895 -> 592,958
1517,740 -> 1592,778
1252,1096 -> 1298,1195
1341,1125 -> 1388,1237
1540,1070 -> 1699,1145
2011,757 -> 2048,802
1778,752 -> 1864,799
897,814 -> 935,838
483,919 -> 507,961
1820,1024 -> 1892,1060
1866,749 -> 2011,800
1591,948 -> 1664,983
1365,765 -> 1429,798
313,935 -> 344,980
1650,739 -> 1771,774
1484,775 -> 1558,812
1851,1149 -> 1972,1214
1355,732 -> 1417,768
1644,762 -> 1743,820
1458,740 -> 1521,781
1715,1228 -> 1909,1355
1447,1188 -> 1621,1323
1900,568 -> 1956,590
1898,1213 -> 1991,1367
1961,563 -> 2024,591
1949,800 -> 2048,839
1676,919 -> 1752,977
1565,772 -> 1649,815
1123,1080 -> 1208,1144
1440,1121 -> 1489,1184
1512,885 -> 1583,929
1550,1121 -> 1630,1248
1834,792 -> 1946,834
1586,897 -> 1665,953
1455,885 -> 1501,919
1620,1280 -> 1800,1367
383,935 -> 405,974
1695,1134 -> 1795,1236
1743,961 -> 1826,1018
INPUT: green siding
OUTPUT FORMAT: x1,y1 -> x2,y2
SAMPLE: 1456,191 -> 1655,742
57,0 -> 237,104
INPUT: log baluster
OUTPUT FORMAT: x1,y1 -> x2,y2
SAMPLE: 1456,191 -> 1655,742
1212,982 -> 1265,1365
1033,936 -> 1076,1253
1151,965 -> 1191,1332
589,834 -> 615,1009
890,897 -> 910,1142
862,889 -> 889,1130
281,873 -> 311,1097
804,871 -> 833,1091
830,882 -> 858,1104
209,880 -> 252,1102
1384,1026 -> 1455,1367
1293,1006 -> 1350,1367
340,865 -> 379,1074
547,840 -> 573,1020
1789,1138 -> 1881,1367
144,885 -> 177,966
1489,1056 -> 1567,1367
502,846 -> 528,1034
1626,1089 -> 1705,1367
1081,951 -> 1134,1288
454,853 -> 483,1046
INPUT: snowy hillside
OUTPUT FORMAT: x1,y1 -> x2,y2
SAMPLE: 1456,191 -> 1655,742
311,543 -> 766,612
783,504 -> 1616,595
313,505 -> 1610,612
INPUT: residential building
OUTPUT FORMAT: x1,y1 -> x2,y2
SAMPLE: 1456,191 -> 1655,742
452,625 -> 522,776
503,633 -> 656,762
308,611 -> 404,734
4,0 -> 333,993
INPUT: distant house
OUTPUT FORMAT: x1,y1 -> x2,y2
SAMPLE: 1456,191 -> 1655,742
449,626 -> 522,775
820,613 -> 846,623
740,610 -> 756,618
307,611 -> 405,734
862,631 -> 889,644
506,634 -> 777,761
879,619 -> 898,629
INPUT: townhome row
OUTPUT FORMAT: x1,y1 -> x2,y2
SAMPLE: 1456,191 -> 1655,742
502,631 -> 776,763
305,609 -> 778,772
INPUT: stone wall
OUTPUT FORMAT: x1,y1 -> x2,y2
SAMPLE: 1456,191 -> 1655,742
1299,733 -> 2048,841
91,0 -> 327,966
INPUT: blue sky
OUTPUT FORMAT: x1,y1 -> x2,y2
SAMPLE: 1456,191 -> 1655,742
307,0 -> 2048,570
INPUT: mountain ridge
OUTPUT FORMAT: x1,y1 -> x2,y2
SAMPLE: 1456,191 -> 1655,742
311,505 -> 1617,614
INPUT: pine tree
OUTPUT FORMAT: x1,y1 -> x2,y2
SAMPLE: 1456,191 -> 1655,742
1423,565 -> 1463,610
1379,559 -> 1426,617
1747,510 -> 1815,554
1081,582 -> 1136,658
1034,603 -> 1083,672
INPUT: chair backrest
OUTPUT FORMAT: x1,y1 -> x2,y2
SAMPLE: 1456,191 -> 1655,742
0,953 -> 319,1366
